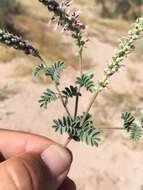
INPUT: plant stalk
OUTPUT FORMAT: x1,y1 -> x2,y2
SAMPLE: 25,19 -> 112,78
38,55 -> 47,64
98,127 -> 125,130
80,87 -> 101,128
38,55 -> 72,117
64,136 -> 72,147
74,47 -> 83,118
55,85 -> 71,117
64,85 -> 103,146
64,47 -> 83,147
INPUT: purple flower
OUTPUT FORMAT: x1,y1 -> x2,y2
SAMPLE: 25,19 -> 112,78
39,0 -> 87,48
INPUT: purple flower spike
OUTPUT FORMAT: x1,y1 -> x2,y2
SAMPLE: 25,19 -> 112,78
39,0 -> 87,48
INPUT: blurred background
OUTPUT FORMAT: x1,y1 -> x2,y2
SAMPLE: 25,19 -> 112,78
0,0 -> 143,189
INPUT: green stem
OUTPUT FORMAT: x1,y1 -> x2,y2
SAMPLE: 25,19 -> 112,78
38,55 -> 47,64
98,127 -> 125,130
64,47 -> 83,147
79,68 -> 112,128
74,95 -> 79,118
74,47 -> 83,118
55,85 -> 72,117
79,47 -> 83,76
79,86 -> 101,128
37,55 -> 72,118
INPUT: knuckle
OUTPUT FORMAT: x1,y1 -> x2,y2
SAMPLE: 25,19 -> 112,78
2,155 -> 37,190
0,153 -> 56,190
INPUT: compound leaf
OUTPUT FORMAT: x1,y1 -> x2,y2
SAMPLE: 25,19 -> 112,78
62,85 -> 81,97
39,88 -> 59,109
62,85 -> 81,105
76,73 -> 96,92
121,112 -> 143,142
52,114 -> 101,146
80,127 -> 101,146
33,63 -> 47,77
46,60 -> 65,85
130,124 -> 142,141
121,112 -> 135,132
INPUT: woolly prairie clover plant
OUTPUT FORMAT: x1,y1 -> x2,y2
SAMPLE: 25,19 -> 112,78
1,0 -> 143,147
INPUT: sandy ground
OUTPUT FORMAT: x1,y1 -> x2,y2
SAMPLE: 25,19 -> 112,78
1,33 -> 143,190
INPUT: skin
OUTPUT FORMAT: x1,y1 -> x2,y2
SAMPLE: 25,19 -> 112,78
0,129 -> 76,190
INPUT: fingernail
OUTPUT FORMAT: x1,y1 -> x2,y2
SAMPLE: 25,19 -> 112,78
41,144 -> 72,177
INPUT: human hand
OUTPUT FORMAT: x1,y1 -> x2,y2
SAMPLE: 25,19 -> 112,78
0,129 -> 76,190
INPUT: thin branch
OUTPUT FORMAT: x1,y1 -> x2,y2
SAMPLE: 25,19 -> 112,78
64,47 -> 84,147
74,94 -> 79,118
37,54 -> 71,117
55,85 -> 72,117
64,136 -> 72,147
36,54 -> 73,119
74,47 -> 83,118
37,55 -> 47,64
79,47 -> 83,76
80,86 -> 101,128
98,127 -> 125,130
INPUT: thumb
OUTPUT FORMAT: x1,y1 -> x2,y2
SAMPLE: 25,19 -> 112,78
0,144 -> 72,190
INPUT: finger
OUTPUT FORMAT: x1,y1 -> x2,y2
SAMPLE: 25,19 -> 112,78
0,153 -> 56,190
41,145 -> 73,185
0,145 -> 72,190
58,178 -> 76,190
0,129 -> 54,159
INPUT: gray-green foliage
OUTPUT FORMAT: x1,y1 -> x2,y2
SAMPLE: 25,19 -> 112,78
62,86 -> 81,105
34,60 -> 100,146
23,17 -> 143,146
62,86 -> 81,98
122,112 -> 143,141
130,124 -> 142,141
46,60 -> 65,85
34,60 -> 65,85
39,89 -> 59,109
1,0 -> 143,147
76,73 -> 96,92
33,63 -> 47,77
121,112 -> 135,132
52,114 -> 101,146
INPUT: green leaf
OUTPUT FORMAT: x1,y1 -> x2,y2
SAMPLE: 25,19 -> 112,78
130,124 -> 142,142
78,113 -> 101,146
79,113 -> 93,128
52,116 -> 80,136
33,63 -> 47,77
121,112 -> 135,132
39,88 -> 59,109
62,85 -> 81,97
80,127 -> 101,146
121,112 -> 143,142
62,85 -> 81,105
52,114 -> 101,147
75,73 -> 96,92
46,60 -> 65,85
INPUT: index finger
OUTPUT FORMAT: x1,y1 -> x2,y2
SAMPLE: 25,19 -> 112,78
0,129 -> 54,159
